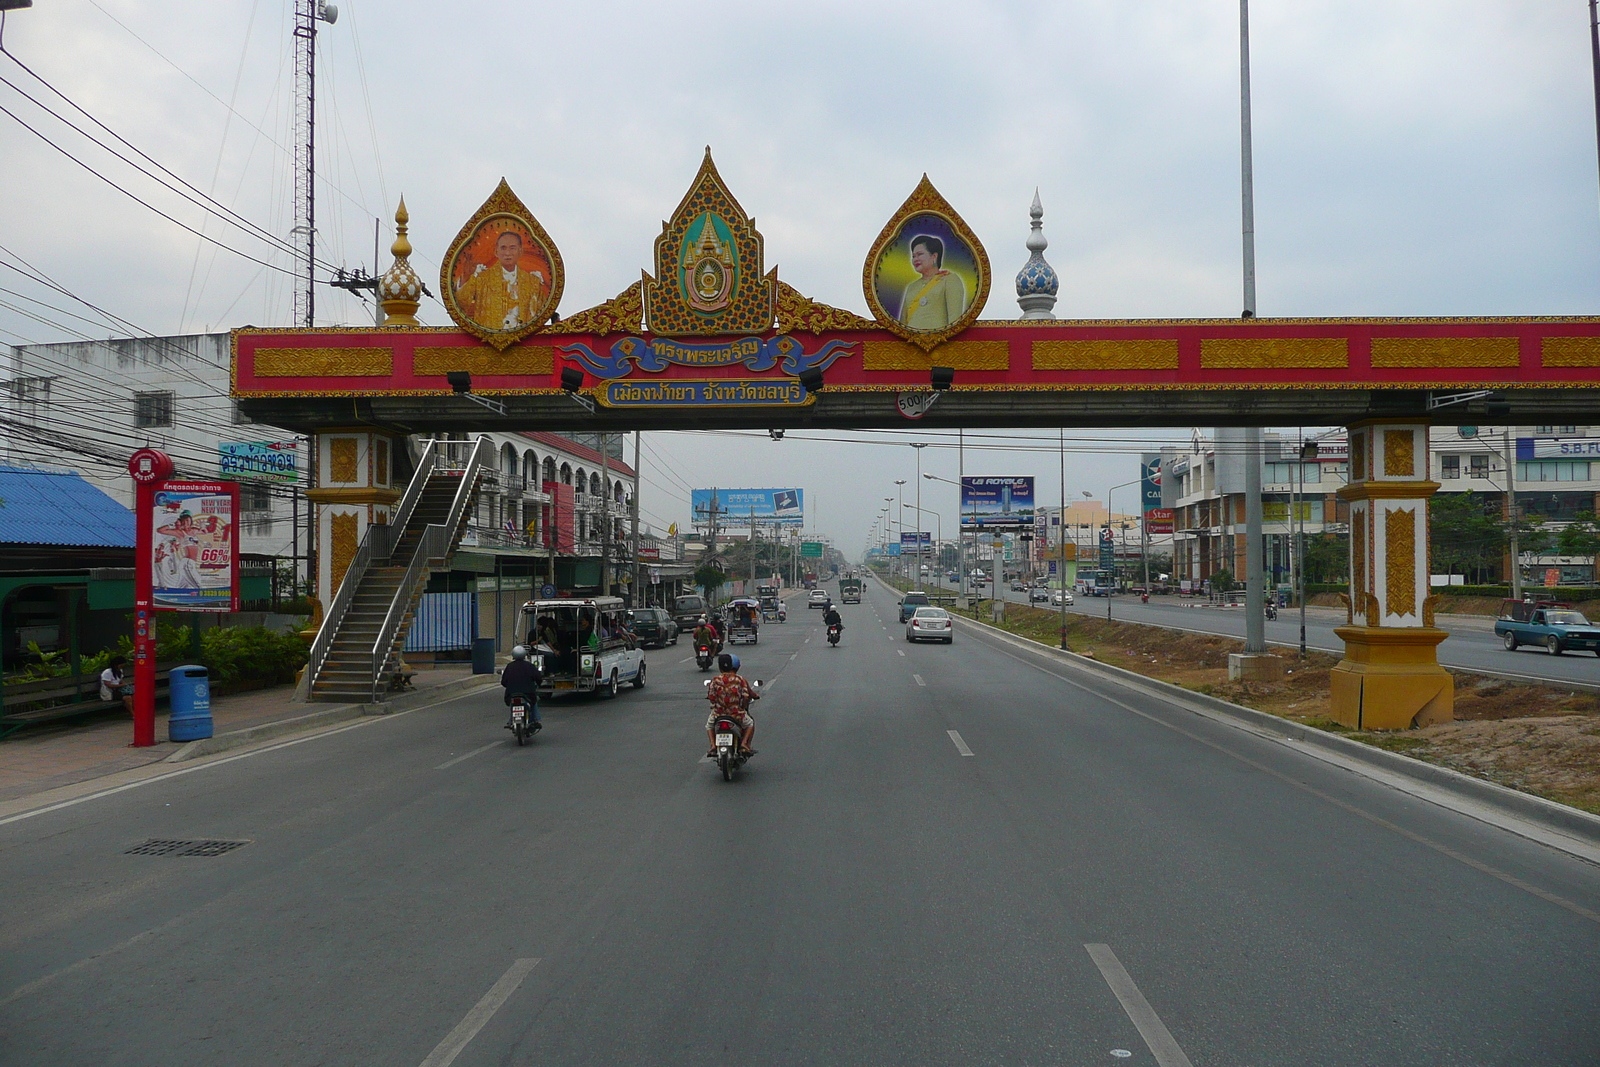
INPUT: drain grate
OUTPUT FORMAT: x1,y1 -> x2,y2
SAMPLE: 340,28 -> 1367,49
125,838 -> 250,857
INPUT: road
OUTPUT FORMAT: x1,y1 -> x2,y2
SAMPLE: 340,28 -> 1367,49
978,582 -> 1600,688
2,578 -> 1598,1065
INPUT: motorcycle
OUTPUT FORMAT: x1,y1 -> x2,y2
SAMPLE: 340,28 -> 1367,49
705,678 -> 761,781
505,694 -> 539,746
1141,592 -> 1149,604
695,643 -> 716,671
1265,603 -> 1279,621
827,622 -> 842,647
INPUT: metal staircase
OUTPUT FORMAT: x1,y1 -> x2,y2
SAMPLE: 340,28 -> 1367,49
297,437 -> 491,703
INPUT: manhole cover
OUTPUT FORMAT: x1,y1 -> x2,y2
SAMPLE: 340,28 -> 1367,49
125,838 -> 250,857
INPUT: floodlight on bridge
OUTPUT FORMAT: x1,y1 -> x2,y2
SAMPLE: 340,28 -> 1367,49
797,367 -> 825,393
930,366 -> 955,391
444,370 -> 507,416
559,365 -> 596,414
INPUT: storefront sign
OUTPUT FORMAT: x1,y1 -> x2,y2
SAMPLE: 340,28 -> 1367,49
1144,508 -> 1175,535
219,440 -> 299,482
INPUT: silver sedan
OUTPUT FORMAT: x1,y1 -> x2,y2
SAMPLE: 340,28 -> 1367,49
906,606 -> 954,644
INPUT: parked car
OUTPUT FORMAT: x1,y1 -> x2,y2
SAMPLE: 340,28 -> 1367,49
1494,600 -> 1600,655
627,606 -> 678,648
906,606 -> 953,643
898,591 -> 931,622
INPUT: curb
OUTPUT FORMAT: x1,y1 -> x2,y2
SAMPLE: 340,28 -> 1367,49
165,673 -> 499,764
867,571 -> 1600,856
951,612 -> 1600,854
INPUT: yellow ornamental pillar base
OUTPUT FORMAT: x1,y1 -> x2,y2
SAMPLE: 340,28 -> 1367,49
1329,626 -> 1453,731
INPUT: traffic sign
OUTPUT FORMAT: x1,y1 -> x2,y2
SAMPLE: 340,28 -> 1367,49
540,583 -> 557,598
801,542 -> 824,558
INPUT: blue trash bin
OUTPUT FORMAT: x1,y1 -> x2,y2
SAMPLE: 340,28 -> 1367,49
168,665 -> 213,742
471,637 -> 496,675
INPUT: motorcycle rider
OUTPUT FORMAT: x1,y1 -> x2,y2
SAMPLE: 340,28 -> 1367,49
500,645 -> 543,731
693,616 -> 721,655
704,652 -> 759,758
823,604 -> 843,641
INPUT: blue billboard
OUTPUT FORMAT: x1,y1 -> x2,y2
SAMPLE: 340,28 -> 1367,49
899,532 -> 931,547
691,487 -> 804,526
959,477 -> 1035,527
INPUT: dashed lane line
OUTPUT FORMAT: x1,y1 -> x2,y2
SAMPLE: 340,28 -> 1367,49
1085,944 -> 1194,1067
418,958 -> 542,1067
913,674 -> 925,687
435,741 -> 502,770
947,730 -> 974,756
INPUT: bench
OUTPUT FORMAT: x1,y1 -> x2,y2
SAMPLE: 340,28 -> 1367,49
0,662 -> 179,741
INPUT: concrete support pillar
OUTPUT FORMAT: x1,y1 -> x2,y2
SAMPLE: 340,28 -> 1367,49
304,430 -> 404,608
1330,419 -> 1453,730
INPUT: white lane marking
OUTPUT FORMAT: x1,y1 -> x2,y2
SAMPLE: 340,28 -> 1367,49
435,740 -> 502,770
896,649 -> 906,657
790,652 -> 799,660
419,958 -> 542,1067
679,656 -> 693,663
913,674 -> 925,687
1085,945 -> 1194,1067
0,688 -> 487,828
946,730 -> 973,756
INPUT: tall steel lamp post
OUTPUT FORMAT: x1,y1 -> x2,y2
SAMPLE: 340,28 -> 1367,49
910,443 -> 927,582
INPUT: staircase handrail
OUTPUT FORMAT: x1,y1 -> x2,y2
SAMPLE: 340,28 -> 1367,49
368,523 -> 449,702
296,437 -> 444,700
384,439 -> 440,554
366,436 -> 490,700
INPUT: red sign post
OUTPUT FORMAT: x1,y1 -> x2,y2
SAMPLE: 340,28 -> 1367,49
128,448 -> 174,747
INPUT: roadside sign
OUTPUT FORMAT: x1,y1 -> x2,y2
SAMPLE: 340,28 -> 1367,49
540,583 -> 557,598
801,542 -> 824,558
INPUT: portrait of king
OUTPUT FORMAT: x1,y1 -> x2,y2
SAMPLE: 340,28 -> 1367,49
452,221 -> 551,333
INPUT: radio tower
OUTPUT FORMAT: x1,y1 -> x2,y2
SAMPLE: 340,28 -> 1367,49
291,0 -> 339,327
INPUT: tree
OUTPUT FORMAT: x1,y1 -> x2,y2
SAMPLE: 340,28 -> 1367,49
693,563 -> 726,601
1209,566 -> 1235,591
1302,533 -> 1348,584
1430,491 -> 1505,584
1558,512 -> 1600,585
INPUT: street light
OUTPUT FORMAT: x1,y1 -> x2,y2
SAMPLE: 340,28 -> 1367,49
911,443 -> 927,582
1104,476 -> 1141,620
925,471 -> 974,612
903,502 -> 942,588
894,480 -> 907,581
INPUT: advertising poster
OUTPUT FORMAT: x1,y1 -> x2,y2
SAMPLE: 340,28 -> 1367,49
151,481 -> 239,611
959,477 -> 1035,527
691,488 -> 804,526
1144,508 -> 1176,535
219,441 -> 299,482
899,532 -> 931,547
1141,454 -> 1163,512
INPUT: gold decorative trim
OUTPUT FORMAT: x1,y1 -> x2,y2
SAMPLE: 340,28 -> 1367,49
1370,337 -> 1519,367
1351,505 -> 1367,607
862,175 -> 991,352
1338,480 -> 1440,501
971,314 -> 1600,327
305,487 -> 403,505
1199,337 -> 1347,368
328,438 -> 359,484
1386,507 -> 1417,618
438,179 -> 565,351
1363,592 -> 1381,628
255,347 -> 393,377
1383,428 -> 1416,478
1350,431 -> 1366,481
413,346 -> 554,377
1422,593 -> 1439,628
774,281 -> 876,333
330,512 -> 359,598
547,281 -> 644,336
864,340 -> 1009,370
1338,591 -> 1352,626
1032,339 -> 1179,370
1541,336 -> 1600,367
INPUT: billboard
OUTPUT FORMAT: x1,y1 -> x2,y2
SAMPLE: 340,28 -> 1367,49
1140,454 -> 1162,512
219,441 -> 299,482
899,531 -> 931,547
959,477 -> 1034,527
1144,508 -> 1175,535
691,488 -> 804,526
151,482 -> 239,612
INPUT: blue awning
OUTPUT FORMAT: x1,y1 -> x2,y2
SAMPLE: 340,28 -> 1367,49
0,465 -> 136,548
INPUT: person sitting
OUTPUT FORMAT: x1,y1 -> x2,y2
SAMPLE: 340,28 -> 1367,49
704,652 -> 759,757
499,645 -> 543,730
99,655 -> 131,711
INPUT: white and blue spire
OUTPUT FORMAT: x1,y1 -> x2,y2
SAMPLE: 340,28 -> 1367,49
1015,189 -> 1059,320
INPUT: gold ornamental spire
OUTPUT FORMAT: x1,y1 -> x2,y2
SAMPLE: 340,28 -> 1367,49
380,196 -> 422,327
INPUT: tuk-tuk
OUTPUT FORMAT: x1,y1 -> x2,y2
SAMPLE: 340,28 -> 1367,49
521,596 -> 645,697
759,595 -> 786,623
726,597 -> 761,645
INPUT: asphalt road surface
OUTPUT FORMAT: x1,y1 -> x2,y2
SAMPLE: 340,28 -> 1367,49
3,579 -> 1599,1065
982,583 -> 1600,689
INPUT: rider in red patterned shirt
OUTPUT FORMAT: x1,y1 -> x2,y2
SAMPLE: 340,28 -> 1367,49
704,653 -> 759,757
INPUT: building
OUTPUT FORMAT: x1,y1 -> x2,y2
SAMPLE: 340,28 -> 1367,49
1164,429 -> 1349,589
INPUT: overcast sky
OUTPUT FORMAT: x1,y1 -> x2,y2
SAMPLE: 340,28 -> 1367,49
2,1 -> 1597,554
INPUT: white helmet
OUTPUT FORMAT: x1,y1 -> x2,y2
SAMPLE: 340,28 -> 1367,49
511,645 -> 528,660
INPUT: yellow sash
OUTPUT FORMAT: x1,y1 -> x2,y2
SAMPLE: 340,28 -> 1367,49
903,270 -> 951,317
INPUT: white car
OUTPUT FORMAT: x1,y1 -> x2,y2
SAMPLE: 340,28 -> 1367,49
906,606 -> 953,644
808,589 -> 830,608
1052,590 -> 1075,606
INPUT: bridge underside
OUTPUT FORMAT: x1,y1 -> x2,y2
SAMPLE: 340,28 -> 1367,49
238,385 -> 1597,435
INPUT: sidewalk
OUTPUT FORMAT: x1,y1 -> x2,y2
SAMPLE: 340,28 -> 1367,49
0,665 -> 484,806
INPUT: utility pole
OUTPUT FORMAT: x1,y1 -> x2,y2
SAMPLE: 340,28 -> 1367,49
1240,0 -> 1266,657
1591,0 -> 1600,216
630,431 -> 641,607
600,433 -> 611,597
1506,425 -> 1522,599
912,443 -> 927,581
1059,427 -> 1069,648
291,0 -> 338,328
